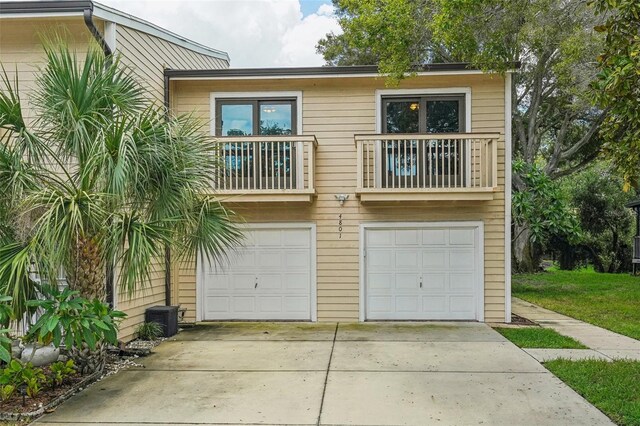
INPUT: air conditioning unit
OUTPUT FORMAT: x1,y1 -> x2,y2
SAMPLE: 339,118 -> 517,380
144,306 -> 179,337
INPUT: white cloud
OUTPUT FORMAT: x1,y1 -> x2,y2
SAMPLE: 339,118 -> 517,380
98,0 -> 341,67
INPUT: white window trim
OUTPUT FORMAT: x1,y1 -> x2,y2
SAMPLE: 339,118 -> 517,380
196,222 -> 317,322
210,91 -> 304,187
375,87 -> 472,133
374,88 -> 473,188
359,221 -> 485,322
210,91 -> 303,136
504,73 -> 513,323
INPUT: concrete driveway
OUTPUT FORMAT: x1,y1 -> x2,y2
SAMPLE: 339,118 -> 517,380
36,322 -> 613,425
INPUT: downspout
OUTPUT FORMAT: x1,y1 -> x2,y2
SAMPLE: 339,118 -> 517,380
83,6 -> 112,59
84,4 -> 114,305
164,71 -> 172,307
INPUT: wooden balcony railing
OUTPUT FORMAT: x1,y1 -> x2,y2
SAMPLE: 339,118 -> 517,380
212,135 -> 317,202
355,133 -> 499,202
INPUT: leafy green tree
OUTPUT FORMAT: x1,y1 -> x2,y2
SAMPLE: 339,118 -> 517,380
318,0 -> 605,271
568,165 -> 635,273
592,0 -> 640,184
0,40 -> 242,316
512,160 -> 581,271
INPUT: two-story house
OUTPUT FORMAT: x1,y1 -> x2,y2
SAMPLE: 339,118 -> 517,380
165,65 -> 513,325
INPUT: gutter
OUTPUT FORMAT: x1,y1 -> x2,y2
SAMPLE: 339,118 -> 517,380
164,71 -> 172,307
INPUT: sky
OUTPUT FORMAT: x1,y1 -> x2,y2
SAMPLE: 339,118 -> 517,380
97,0 -> 341,68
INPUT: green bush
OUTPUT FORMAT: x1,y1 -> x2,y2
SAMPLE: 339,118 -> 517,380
25,286 -> 126,350
0,359 -> 46,399
560,165 -> 636,273
48,360 -> 76,388
135,322 -> 163,341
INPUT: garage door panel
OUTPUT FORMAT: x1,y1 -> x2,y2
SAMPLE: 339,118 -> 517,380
366,225 -> 480,321
284,273 -> 311,290
396,296 -> 419,312
449,296 -> 475,314
422,250 -> 447,268
283,229 -> 312,247
203,227 -> 313,321
285,296 -> 310,313
423,273 -> 446,290
367,250 -> 393,269
368,273 -> 393,291
422,296 -> 447,313
230,274 -> 255,290
256,229 -> 282,246
206,296 -> 230,313
369,296 -> 393,313
233,297 -> 256,313
396,250 -> 420,268
449,249 -> 475,269
257,251 -> 283,268
450,273 -> 474,291
395,229 -> 420,246
285,251 -> 310,268
367,230 -> 393,247
422,229 -> 446,245
449,228 -> 475,245
396,273 -> 419,290
258,297 -> 282,313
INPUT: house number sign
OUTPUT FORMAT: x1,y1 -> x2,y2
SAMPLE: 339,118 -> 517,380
338,214 -> 343,239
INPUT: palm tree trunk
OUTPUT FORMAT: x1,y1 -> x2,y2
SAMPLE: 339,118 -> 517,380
66,235 -> 106,301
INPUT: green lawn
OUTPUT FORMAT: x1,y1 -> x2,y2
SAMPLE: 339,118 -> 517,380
545,359 -> 640,426
513,268 -> 640,340
494,327 -> 586,348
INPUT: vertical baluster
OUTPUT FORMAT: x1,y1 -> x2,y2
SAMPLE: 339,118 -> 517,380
366,141 -> 370,189
270,141 -> 274,189
392,139 -> 396,189
240,142 -> 245,190
472,139 -> 476,188
428,140 -> 432,188
384,140 -> 389,189
434,140 -> 439,188
289,141 -> 292,190
454,139 -> 458,188
484,139 -> 489,188
415,139 -> 420,188
277,140 -> 281,190
223,143 -> 227,190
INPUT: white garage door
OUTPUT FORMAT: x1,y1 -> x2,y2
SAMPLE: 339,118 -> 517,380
365,224 -> 482,320
201,226 -> 313,320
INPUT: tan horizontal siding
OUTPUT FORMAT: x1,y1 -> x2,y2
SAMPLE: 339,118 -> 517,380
173,73 -> 507,323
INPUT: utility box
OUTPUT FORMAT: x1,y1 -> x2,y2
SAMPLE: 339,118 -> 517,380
144,306 -> 179,337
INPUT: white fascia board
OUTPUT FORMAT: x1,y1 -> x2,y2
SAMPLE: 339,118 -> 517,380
92,2 -> 229,63
168,70 -> 487,81
0,12 -> 83,19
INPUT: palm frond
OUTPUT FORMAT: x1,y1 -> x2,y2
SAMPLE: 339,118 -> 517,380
106,213 -> 172,298
0,240 -> 41,319
177,197 -> 244,267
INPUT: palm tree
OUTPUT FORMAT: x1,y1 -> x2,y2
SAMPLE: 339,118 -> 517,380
0,39 -> 242,321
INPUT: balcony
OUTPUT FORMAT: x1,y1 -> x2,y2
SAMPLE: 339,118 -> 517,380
355,133 -> 499,202
213,135 -> 317,202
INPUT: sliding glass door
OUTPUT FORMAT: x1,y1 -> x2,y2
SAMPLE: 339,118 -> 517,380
216,99 -> 297,190
381,95 -> 465,188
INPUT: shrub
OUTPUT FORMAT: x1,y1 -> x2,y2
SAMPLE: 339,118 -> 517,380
0,360 -> 46,399
49,360 -> 76,388
25,286 -> 126,350
135,322 -> 163,341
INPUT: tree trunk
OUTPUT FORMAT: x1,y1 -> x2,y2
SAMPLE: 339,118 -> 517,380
512,223 -> 541,273
66,235 -> 106,301
68,342 -> 106,375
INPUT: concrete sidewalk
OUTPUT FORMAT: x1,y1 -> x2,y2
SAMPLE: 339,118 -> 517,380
35,322 -> 613,426
513,297 -> 640,361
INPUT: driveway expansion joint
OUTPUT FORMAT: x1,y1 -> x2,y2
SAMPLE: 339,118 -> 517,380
317,322 -> 338,426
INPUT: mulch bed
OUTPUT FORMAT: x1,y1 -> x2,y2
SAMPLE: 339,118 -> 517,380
0,349 -> 147,422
